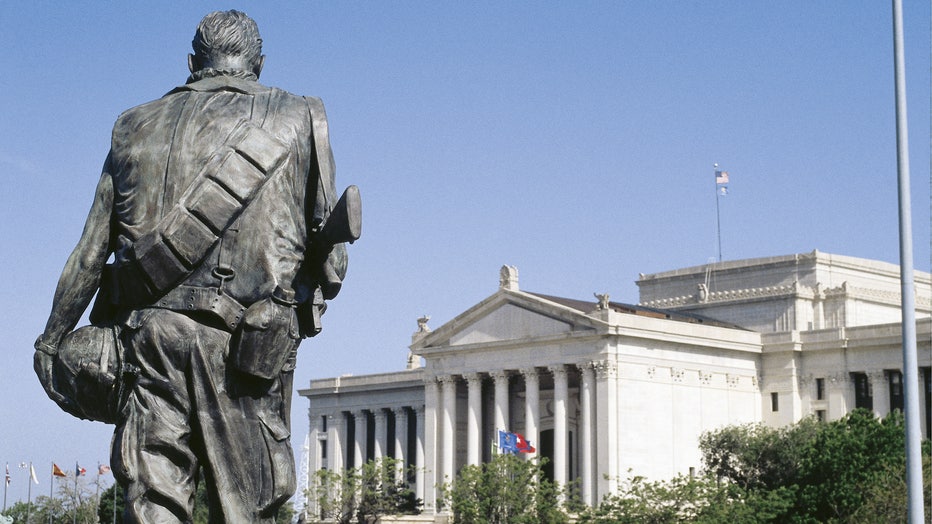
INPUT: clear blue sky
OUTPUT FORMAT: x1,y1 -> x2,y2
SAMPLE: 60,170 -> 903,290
1,1 -> 929,504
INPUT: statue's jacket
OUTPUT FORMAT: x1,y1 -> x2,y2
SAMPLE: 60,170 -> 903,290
99,75 -> 338,321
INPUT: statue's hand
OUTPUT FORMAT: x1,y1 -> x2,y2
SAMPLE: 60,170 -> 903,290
33,336 -> 66,405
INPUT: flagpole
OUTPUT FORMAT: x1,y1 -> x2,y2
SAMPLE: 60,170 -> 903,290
95,463 -> 101,521
48,463 -> 53,524
73,462 -> 78,524
26,462 -> 33,524
713,163 -> 723,262
4,463 -> 8,512
891,1 -> 924,521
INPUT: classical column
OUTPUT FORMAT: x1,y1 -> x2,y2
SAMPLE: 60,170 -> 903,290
393,407 -> 409,481
521,368 -> 540,459
465,373 -> 483,466
550,365 -> 569,492
828,373 -> 850,420
353,410 -> 368,469
414,405 -> 426,504
492,370 -> 511,432
440,375 -> 458,483
309,415 -> 322,475
307,415 -> 323,519
329,413 -> 346,472
373,409 -> 388,460
423,379 -> 440,512
579,362 -> 595,506
869,370 -> 890,418
594,360 -> 618,498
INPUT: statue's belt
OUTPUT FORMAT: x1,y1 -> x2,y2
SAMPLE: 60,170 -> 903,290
104,118 -> 289,313
153,285 -> 247,331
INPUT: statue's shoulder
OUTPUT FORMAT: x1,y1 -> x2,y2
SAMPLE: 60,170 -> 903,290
111,95 -> 182,140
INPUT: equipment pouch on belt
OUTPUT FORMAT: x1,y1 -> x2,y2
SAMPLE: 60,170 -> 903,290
231,286 -> 300,380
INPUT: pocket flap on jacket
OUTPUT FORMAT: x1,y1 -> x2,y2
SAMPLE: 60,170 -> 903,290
258,410 -> 291,441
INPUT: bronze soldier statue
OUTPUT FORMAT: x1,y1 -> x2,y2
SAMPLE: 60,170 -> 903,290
34,10 -> 359,522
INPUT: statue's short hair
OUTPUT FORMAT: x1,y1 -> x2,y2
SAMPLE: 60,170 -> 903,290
192,10 -> 262,68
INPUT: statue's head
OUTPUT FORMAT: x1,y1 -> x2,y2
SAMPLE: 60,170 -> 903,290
189,10 -> 264,80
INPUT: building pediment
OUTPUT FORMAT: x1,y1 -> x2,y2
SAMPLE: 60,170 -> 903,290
411,289 -> 601,351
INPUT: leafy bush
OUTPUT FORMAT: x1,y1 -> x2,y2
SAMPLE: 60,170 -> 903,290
440,454 -> 569,524
307,458 -> 420,524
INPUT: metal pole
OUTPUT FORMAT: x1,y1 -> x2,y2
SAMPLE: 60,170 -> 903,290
95,466 -> 101,523
713,163 -> 723,262
48,464 -> 53,524
891,1 -> 924,521
26,462 -> 33,524
73,463 -> 77,524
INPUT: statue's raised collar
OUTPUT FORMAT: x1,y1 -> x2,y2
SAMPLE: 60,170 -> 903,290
168,75 -> 270,96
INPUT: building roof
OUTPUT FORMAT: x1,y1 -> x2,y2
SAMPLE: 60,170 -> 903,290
527,292 -> 748,330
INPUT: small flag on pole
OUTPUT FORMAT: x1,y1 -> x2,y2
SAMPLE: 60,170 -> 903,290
5,463 -> 10,486
715,170 -> 729,184
30,464 -> 39,485
52,463 -> 67,478
498,430 -> 536,455
98,464 -> 111,475
75,463 -> 86,477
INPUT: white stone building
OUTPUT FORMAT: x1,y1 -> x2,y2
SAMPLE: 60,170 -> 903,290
299,251 -> 932,515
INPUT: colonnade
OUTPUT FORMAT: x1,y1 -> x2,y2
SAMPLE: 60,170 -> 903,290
310,404 -> 428,503
309,359 -> 619,513
421,360 -> 617,510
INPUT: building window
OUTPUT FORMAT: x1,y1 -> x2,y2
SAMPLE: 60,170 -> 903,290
888,370 -> 904,413
321,415 -> 328,433
321,440 -> 328,460
771,392 -> 779,412
852,372 -> 873,410
816,410 -> 826,422
815,378 -> 825,400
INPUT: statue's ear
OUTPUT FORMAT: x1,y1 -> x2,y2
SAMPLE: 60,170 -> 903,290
253,55 -> 265,79
188,54 -> 201,75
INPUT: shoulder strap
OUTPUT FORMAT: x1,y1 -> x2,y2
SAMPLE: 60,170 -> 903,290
114,89 -> 291,303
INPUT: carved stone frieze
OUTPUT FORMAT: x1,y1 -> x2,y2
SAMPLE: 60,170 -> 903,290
671,367 -> 685,383
639,282 -> 801,308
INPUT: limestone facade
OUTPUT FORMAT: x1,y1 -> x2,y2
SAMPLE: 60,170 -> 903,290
299,251 -> 932,515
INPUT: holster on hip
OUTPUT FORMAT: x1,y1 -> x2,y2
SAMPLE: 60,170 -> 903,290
230,286 -> 300,380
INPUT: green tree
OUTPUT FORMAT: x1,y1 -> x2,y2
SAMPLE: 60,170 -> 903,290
577,473 -> 795,524
440,454 -> 568,524
307,458 -> 421,524
96,483 -> 124,524
2,500 -> 37,523
696,409 -> 929,523
699,417 -> 819,491
794,409 -> 916,523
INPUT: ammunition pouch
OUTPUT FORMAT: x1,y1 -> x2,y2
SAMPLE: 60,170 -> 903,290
230,286 -> 300,380
94,119 -> 290,312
